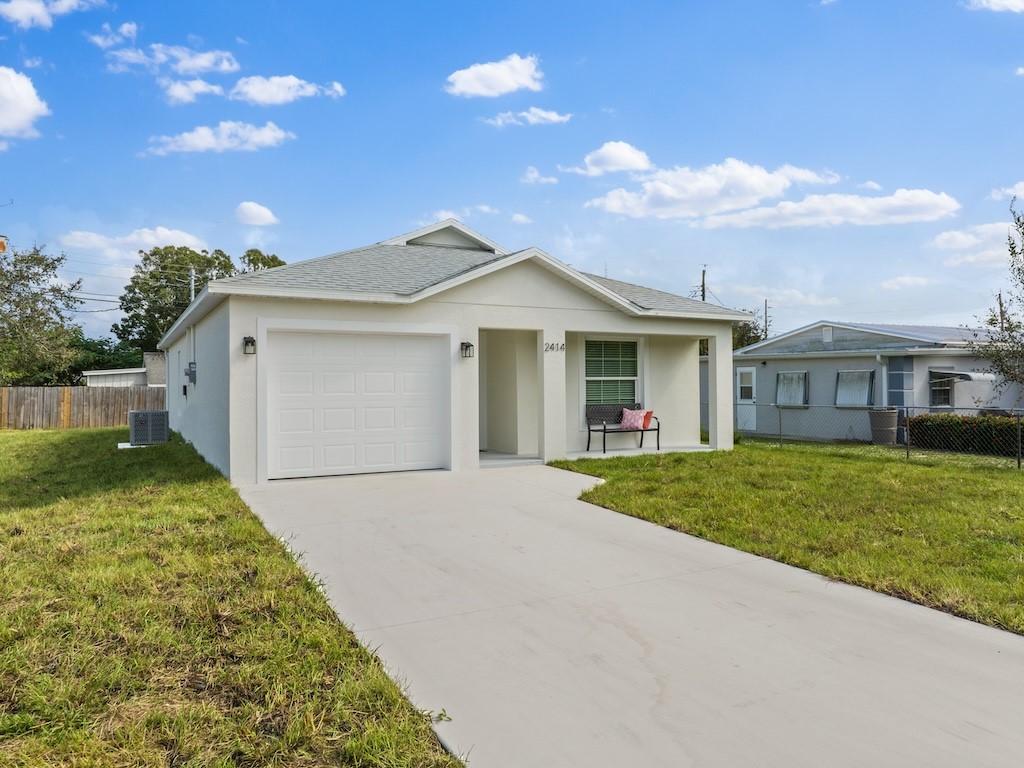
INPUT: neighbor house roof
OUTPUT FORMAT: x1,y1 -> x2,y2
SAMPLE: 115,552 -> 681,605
159,219 -> 750,348
736,320 -> 987,358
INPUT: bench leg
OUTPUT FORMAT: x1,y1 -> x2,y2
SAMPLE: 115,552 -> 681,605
587,429 -> 592,452
657,426 -> 660,450
639,431 -> 644,448
603,430 -> 607,454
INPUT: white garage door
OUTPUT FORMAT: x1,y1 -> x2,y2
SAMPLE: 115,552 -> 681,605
267,332 -> 448,479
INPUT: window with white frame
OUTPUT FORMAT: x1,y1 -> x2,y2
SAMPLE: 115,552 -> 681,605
776,371 -> 808,407
835,370 -> 874,407
585,339 -> 639,404
929,369 -> 953,407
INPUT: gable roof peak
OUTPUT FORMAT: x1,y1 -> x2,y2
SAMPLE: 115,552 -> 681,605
381,219 -> 510,255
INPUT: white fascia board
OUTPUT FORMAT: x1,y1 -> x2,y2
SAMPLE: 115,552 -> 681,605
207,282 -> 410,304
734,347 -> 979,361
157,286 -> 224,350
83,368 -> 147,376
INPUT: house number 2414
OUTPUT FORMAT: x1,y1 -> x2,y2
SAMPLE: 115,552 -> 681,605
544,342 -> 566,352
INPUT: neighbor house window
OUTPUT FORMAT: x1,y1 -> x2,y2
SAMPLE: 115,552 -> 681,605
585,339 -> 638,404
835,370 -> 874,407
776,371 -> 808,407
929,370 -> 953,407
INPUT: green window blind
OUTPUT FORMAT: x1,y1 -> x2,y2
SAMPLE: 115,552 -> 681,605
585,340 -> 638,404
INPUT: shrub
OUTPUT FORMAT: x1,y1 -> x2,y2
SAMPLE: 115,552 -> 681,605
908,413 -> 1021,457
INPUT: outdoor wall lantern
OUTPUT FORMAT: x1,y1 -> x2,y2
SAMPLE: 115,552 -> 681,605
243,336 -> 256,355
460,342 -> 475,359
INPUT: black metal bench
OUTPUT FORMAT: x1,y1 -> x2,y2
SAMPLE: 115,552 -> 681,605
585,403 -> 660,453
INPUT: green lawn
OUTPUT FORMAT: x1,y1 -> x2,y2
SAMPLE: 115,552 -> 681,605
0,428 -> 461,767
553,442 -> 1024,634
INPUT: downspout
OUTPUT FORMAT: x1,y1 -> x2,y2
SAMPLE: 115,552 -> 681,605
876,355 -> 888,407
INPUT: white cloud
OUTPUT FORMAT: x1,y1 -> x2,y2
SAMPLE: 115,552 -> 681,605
932,221 -> 1008,249
159,77 -> 223,104
699,189 -> 960,229
587,156 -> 838,218
0,0 -> 102,30
1017,66 -> 1024,75
146,121 -> 295,155
229,75 -> 345,105
235,201 -> 279,226
22,56 -> 42,68
932,221 -> 1010,267
431,209 -> 460,222
990,181 -> 1024,199
859,180 -> 882,191
0,66 -> 50,148
483,106 -> 571,127
563,140 -> 653,177
511,213 -> 532,224
88,20 -> 136,48
60,226 -> 208,261
108,43 -> 239,75
445,53 -> 543,98
522,165 -> 557,185
966,0 -> 1024,11
882,275 -> 935,290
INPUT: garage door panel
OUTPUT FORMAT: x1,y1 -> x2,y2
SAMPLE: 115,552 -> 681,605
363,442 -> 397,467
280,371 -> 314,396
322,408 -> 355,432
267,332 -> 447,479
279,445 -> 316,473
323,371 -> 356,395
322,443 -> 357,470
279,408 -> 315,433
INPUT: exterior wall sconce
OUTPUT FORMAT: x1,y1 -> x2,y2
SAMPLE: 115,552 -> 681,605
243,336 -> 256,355
460,342 -> 475,359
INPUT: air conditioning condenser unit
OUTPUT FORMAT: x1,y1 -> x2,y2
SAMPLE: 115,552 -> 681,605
129,410 -> 169,446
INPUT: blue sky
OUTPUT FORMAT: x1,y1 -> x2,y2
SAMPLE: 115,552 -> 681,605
2,0 -> 1023,340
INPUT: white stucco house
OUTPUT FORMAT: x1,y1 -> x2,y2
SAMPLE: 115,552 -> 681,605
159,220 -> 748,485
700,320 -> 1019,442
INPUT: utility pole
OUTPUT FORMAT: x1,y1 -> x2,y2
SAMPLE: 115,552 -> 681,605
700,265 -> 706,301
998,292 -> 1006,333
763,298 -> 770,340
190,267 -> 196,302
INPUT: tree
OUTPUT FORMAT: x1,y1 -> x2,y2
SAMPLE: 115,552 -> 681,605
967,200 -> 1024,400
112,246 -> 288,351
733,308 -> 767,350
112,246 -> 235,351
0,246 -> 83,386
239,248 -> 285,272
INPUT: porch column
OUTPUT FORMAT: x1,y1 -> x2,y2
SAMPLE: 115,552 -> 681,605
706,329 -> 735,450
538,329 -> 567,461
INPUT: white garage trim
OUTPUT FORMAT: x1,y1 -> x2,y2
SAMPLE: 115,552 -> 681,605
256,319 -> 458,483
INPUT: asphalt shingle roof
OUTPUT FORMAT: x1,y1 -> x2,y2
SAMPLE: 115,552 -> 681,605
213,242 -> 509,296
583,273 -> 746,317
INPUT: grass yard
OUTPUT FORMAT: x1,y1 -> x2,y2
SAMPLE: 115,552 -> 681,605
553,442 -> 1024,634
0,428 -> 461,767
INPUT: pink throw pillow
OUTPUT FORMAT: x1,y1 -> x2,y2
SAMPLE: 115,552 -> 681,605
621,408 -> 645,429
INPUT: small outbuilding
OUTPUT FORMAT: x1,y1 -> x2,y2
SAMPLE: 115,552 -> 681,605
159,220 -> 748,484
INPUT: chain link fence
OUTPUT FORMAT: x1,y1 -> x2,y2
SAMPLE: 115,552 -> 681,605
703,402 -> 1024,469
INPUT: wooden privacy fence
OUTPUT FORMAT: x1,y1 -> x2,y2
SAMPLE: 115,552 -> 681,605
0,386 -> 166,430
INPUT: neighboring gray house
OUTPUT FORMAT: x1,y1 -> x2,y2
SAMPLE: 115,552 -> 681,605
701,320 -> 1019,442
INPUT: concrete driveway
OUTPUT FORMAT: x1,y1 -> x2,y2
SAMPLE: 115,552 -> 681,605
239,466 -> 1024,767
